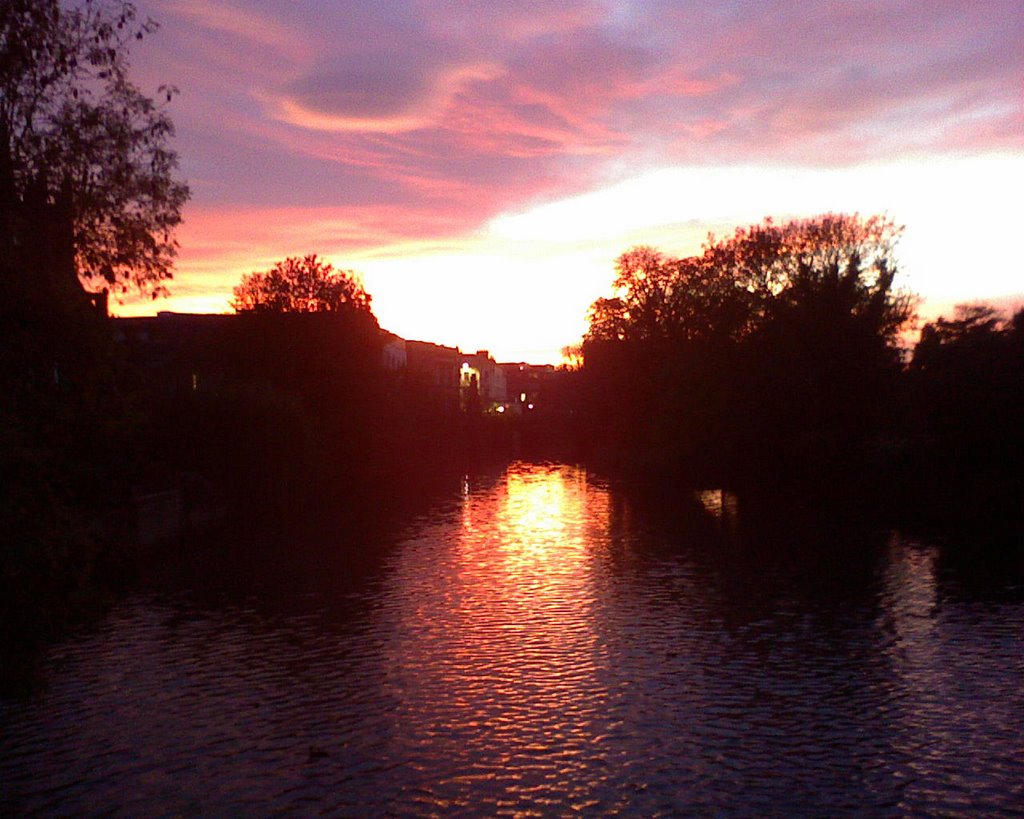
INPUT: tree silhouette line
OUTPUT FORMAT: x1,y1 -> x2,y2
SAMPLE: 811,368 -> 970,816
902,304 -> 1024,527
1,1 -> 190,647
232,254 -> 373,315
576,213 -> 1023,528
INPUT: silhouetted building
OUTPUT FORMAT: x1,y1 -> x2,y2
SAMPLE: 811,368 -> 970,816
113,312 -> 236,392
113,314 -> 563,423
404,339 -> 462,415
381,332 -> 407,372
502,362 -> 559,415
460,350 -> 507,411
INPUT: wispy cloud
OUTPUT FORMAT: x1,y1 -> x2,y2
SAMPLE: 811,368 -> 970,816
128,0 -> 1024,359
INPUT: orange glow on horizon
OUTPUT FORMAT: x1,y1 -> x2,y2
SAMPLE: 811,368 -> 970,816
114,157 -> 1024,366
114,0 -> 1023,365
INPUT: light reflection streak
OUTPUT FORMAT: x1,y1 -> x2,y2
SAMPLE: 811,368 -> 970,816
383,462 -> 617,805
456,462 -> 607,662
877,537 -> 963,802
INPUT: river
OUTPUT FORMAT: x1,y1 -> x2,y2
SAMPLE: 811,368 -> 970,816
2,462 -> 1022,816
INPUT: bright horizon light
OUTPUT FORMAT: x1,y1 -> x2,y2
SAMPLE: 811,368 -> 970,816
359,154 -> 1024,362
116,153 -> 1024,364
112,0 -> 1024,365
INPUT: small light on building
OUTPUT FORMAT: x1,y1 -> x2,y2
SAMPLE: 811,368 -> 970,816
527,403 -> 534,410
520,392 -> 527,403
191,372 -> 198,391
496,405 -> 505,413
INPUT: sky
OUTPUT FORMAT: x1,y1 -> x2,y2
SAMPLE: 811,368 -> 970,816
119,0 -> 1024,363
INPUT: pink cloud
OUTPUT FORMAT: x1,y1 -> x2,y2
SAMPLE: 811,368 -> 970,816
125,0 -> 1024,312
111,0 -> 1024,362
268,60 -> 503,133
163,0 -> 306,56
414,0 -> 607,42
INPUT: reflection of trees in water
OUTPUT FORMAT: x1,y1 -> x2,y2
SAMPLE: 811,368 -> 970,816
877,537 -> 1024,811
6,461 -> 1023,815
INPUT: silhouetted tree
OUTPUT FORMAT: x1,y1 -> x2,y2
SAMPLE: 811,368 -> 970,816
1,2 -> 190,644
587,246 -> 752,346
587,247 -> 676,343
560,343 -> 584,371
1,0 -> 189,299
1,0 -> 187,528
232,254 -> 373,315
707,213 -> 914,343
579,214 -> 917,492
903,304 -> 1024,523
724,215 -> 916,488
914,304 -> 1004,355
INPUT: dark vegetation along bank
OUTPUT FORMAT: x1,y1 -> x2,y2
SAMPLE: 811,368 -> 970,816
576,215 -> 1024,533
2,1 -> 1023,650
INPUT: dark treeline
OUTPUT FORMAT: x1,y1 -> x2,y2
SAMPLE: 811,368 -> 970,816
574,214 -> 1024,534
900,304 -> 1024,528
2,0 -> 191,646
577,214 -> 913,491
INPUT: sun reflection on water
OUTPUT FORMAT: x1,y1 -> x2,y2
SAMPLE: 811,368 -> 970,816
455,463 -> 609,649
380,463 -> 621,808
464,464 -> 600,572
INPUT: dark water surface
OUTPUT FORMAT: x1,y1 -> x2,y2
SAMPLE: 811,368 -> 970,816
2,462 -> 1023,816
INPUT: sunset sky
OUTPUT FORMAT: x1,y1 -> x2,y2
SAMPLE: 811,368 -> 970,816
120,0 -> 1024,363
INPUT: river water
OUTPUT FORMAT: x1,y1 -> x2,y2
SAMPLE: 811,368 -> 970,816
2,462 -> 1023,816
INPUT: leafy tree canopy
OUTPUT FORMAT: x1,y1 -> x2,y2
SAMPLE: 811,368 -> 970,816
911,304 -> 1022,376
0,0 -> 189,297
708,213 -> 914,342
917,304 -> 1005,346
586,213 -> 915,348
232,254 -> 374,316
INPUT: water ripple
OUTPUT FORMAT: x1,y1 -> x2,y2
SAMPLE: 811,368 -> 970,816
2,462 -> 1023,815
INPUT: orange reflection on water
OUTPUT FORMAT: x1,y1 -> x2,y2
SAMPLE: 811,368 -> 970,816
459,463 -> 607,594
452,463 -> 611,771
382,460 -> 618,794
